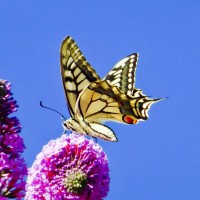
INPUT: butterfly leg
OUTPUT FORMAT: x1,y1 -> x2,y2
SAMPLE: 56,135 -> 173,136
63,129 -> 72,135
92,136 -> 97,143
63,129 -> 67,135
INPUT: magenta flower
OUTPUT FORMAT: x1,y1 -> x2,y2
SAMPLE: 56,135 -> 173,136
25,133 -> 110,200
0,80 -> 27,199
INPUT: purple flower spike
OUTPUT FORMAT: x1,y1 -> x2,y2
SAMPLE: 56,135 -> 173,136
25,133 -> 110,200
0,80 -> 27,199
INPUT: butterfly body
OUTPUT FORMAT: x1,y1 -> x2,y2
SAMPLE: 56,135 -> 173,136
60,36 -> 162,142
63,117 -> 117,142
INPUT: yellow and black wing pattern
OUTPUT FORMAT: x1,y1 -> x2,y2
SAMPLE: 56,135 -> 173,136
60,36 -> 162,141
60,36 -> 100,117
103,53 -> 139,96
77,80 -> 161,124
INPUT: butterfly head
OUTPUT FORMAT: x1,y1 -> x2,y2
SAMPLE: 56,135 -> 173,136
63,118 -> 75,131
62,118 -> 85,134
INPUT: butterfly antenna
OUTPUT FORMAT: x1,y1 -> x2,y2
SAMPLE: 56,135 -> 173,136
40,101 -> 66,120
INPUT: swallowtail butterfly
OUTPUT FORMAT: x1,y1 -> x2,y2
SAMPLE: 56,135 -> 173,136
60,36 -> 161,142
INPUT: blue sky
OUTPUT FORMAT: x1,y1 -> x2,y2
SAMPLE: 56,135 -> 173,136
1,1 -> 200,199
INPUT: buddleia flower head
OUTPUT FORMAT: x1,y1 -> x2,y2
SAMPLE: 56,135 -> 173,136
25,133 -> 110,200
0,80 -> 27,199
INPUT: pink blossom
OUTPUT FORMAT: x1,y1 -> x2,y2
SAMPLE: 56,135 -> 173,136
0,80 -> 27,199
25,133 -> 110,200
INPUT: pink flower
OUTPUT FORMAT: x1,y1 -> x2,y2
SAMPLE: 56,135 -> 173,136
25,133 -> 110,200
0,80 -> 27,199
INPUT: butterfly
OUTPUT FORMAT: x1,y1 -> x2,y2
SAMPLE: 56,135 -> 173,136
60,36 -> 162,142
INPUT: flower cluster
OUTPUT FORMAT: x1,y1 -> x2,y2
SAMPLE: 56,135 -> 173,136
25,133 -> 110,200
0,80 -> 27,199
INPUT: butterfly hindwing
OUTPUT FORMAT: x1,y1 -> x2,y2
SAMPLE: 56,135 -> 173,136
76,80 -> 161,124
60,36 -> 100,117
88,123 -> 117,142
103,53 -> 138,96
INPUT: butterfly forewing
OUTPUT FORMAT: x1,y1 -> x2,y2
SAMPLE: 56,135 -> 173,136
60,36 -> 100,117
103,53 -> 138,96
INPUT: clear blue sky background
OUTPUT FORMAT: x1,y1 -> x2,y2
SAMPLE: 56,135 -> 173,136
1,1 -> 200,199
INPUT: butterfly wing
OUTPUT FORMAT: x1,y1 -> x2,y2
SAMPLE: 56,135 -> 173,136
88,123 -> 117,142
103,53 -> 138,96
76,80 -> 161,124
60,36 -> 100,117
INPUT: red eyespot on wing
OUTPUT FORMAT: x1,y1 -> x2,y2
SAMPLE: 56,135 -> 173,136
123,116 -> 138,124
123,116 -> 133,124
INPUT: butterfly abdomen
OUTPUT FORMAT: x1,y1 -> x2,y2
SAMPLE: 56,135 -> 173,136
63,118 -> 117,142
